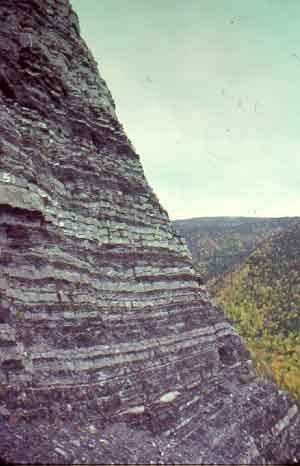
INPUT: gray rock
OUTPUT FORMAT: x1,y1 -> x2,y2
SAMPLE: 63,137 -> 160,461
0,406 -> 10,417
0,0 -> 299,464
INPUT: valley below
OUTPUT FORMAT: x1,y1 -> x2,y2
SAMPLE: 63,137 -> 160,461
174,216 -> 300,402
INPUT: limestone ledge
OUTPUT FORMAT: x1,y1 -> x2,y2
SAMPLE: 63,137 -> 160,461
17,299 -> 208,323
6,280 -> 198,302
0,323 -> 16,343
28,321 -> 234,365
2,247 -> 193,281
2,263 -> 196,286
0,342 -> 25,363
29,345 -> 220,388
0,171 -> 189,256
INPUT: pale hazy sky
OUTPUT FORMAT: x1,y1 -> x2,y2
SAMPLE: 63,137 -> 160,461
71,0 -> 300,220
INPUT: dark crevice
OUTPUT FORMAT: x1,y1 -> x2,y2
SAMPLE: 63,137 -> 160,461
0,204 -> 45,223
2,359 -> 24,370
0,306 -> 10,323
218,346 -> 236,366
0,72 -> 16,100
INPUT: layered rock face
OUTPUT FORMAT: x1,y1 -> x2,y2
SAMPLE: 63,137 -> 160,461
0,0 -> 299,463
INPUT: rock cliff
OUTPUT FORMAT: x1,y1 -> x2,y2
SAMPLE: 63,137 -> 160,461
0,0 -> 299,463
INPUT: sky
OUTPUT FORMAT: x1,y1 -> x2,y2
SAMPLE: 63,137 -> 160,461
71,0 -> 300,220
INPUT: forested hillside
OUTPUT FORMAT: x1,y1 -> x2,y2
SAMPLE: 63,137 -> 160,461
209,224 -> 300,400
174,217 -> 300,281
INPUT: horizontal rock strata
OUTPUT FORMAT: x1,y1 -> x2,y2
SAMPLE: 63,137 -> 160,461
0,0 -> 299,464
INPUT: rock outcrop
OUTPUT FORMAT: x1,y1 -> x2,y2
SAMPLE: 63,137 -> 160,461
0,0 -> 299,463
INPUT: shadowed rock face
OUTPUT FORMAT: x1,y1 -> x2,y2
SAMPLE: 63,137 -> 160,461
0,0 -> 299,463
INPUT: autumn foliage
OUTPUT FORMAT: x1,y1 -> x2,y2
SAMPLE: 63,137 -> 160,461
209,224 -> 300,401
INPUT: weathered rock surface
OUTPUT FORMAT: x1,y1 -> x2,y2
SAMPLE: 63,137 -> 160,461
0,0 -> 299,463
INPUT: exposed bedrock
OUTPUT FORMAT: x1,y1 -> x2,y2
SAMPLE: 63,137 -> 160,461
0,0 -> 299,463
